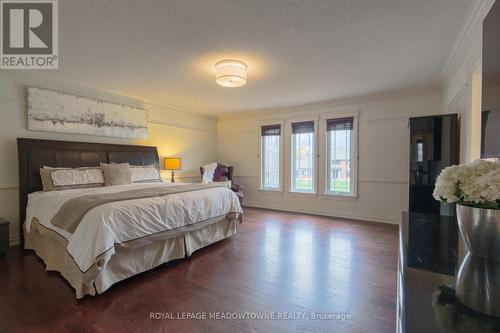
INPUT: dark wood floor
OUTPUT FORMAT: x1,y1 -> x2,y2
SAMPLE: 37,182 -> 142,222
0,208 -> 398,333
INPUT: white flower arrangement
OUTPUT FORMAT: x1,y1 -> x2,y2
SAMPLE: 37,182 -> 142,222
433,159 -> 500,210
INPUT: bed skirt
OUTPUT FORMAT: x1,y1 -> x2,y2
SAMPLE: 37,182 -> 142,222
25,216 -> 240,298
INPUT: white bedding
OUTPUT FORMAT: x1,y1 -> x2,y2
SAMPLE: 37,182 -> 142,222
25,182 -> 242,272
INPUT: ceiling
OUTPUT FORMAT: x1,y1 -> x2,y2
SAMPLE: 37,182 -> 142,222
56,0 -> 472,115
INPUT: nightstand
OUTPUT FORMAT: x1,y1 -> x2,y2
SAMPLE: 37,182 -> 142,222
0,218 -> 9,255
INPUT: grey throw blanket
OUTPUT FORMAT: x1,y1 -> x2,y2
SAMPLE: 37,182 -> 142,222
51,183 -> 225,233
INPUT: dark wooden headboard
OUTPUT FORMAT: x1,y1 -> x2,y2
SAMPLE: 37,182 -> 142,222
17,138 -> 160,244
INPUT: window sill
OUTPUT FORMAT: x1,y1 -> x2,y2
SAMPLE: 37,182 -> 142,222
259,188 -> 283,192
259,189 -> 284,195
320,193 -> 358,201
287,191 -> 318,198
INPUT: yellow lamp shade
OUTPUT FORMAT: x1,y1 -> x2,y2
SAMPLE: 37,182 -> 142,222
164,157 -> 181,170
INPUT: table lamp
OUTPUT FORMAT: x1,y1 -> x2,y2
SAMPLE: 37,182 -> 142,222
164,157 -> 181,183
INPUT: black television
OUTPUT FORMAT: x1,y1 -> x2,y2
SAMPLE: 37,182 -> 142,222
481,0 -> 500,158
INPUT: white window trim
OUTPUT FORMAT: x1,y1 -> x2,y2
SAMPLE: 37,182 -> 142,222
319,110 -> 359,198
258,118 -> 284,192
286,114 -> 319,194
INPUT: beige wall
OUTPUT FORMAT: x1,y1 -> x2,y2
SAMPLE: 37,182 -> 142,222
440,0 -> 496,162
0,72 -> 217,245
217,90 -> 444,224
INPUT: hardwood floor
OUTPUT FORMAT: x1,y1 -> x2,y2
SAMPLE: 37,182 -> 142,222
0,208 -> 398,333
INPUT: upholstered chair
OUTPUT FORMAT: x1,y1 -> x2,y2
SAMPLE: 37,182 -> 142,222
200,164 -> 244,205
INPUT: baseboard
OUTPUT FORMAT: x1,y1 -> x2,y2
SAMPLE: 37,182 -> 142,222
9,233 -> 20,246
243,200 -> 399,225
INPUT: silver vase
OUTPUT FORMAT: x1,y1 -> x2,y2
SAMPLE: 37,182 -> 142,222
456,204 -> 500,259
455,204 -> 500,316
455,253 -> 500,316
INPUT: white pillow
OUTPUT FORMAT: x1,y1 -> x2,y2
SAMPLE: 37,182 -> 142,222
50,168 -> 104,186
40,166 -> 104,191
130,165 -> 162,183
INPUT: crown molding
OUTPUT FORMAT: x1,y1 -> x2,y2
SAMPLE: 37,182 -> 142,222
144,102 -> 217,120
439,0 -> 496,89
149,120 -> 217,133
0,70 -> 216,121
0,70 -> 144,106
216,86 -> 440,120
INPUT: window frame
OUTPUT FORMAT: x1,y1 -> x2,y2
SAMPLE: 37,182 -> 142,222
320,111 -> 359,198
287,115 -> 319,194
258,119 -> 284,192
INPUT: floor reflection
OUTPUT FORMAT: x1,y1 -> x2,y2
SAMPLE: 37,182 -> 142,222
292,226 -> 314,298
262,222 -> 282,283
261,220 -> 356,304
328,233 -> 354,307
257,213 -> 381,316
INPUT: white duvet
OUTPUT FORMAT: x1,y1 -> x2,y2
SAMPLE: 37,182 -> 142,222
25,182 -> 242,272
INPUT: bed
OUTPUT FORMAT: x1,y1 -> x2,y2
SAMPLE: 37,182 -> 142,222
17,138 -> 243,298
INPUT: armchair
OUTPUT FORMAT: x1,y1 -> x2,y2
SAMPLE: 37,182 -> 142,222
200,163 -> 244,205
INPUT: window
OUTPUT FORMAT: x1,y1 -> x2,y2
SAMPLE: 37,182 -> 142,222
291,121 -> 316,193
416,139 -> 424,162
260,124 -> 281,190
326,117 -> 354,195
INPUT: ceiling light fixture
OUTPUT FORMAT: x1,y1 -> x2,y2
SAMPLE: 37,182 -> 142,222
215,60 -> 247,87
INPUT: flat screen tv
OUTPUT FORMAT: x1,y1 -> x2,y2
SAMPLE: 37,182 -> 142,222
482,0 -> 500,158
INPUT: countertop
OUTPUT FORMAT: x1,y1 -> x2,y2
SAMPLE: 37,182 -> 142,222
400,212 -> 472,333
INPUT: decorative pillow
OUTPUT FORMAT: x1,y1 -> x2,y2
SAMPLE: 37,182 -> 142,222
214,165 -> 229,182
40,167 -> 104,191
100,163 -> 133,186
130,165 -> 162,183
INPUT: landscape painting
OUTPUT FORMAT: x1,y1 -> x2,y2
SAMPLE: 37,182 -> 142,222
27,87 -> 148,138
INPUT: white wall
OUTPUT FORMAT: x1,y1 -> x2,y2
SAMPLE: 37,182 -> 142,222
217,90 -> 443,224
0,71 -> 217,246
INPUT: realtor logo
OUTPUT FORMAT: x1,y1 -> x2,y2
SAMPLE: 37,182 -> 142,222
1,0 -> 58,69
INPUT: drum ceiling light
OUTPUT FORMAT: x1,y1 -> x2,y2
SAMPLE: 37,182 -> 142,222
215,60 -> 247,87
